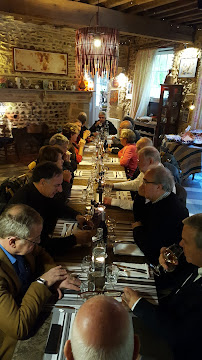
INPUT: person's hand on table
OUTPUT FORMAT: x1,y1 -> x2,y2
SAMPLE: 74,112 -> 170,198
122,287 -> 141,310
56,274 -> 81,299
73,228 -> 95,246
103,197 -> 112,205
132,221 -> 142,229
40,265 -> 80,298
76,214 -> 94,231
63,170 -> 72,183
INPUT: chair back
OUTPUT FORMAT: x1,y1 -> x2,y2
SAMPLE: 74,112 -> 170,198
175,182 -> 187,207
0,173 -> 30,213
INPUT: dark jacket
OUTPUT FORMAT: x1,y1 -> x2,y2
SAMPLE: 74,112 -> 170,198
8,183 -> 78,255
133,267 -> 202,359
133,192 -> 189,265
90,120 -> 117,135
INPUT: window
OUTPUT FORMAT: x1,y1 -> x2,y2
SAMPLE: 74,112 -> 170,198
150,49 -> 174,100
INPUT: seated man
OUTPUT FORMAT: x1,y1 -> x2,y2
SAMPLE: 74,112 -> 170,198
123,213 -> 202,360
8,162 -> 93,255
0,204 -> 80,360
104,146 -> 161,210
64,295 -> 139,360
90,111 -> 117,136
133,165 -> 189,265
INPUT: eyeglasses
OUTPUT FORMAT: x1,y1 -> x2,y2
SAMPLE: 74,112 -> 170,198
79,290 -> 123,299
18,235 -> 41,246
143,178 -> 157,185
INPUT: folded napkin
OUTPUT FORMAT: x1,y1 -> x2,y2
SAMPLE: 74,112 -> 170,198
71,185 -> 86,190
79,160 -> 93,165
113,243 -> 144,256
114,261 -> 149,279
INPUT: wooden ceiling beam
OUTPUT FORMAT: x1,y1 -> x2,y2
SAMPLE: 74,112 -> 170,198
0,0 -> 194,43
87,0 -> 107,5
155,6 -> 199,20
130,0 -> 178,14
167,13 -> 202,22
103,0 -> 144,8
117,0 -> 153,11
146,1 -> 196,16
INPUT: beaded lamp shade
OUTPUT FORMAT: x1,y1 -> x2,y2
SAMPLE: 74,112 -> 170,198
75,27 -> 119,79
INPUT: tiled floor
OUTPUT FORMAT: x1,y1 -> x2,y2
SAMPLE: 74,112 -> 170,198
0,154 -> 201,215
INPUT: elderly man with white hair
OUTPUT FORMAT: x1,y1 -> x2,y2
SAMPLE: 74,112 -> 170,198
133,165 -> 189,265
64,295 -> 139,360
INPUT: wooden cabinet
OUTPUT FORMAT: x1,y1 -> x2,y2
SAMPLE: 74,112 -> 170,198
155,84 -> 183,147
133,119 -> 157,143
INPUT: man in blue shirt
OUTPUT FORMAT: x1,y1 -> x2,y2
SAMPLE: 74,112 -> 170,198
0,203 -> 80,360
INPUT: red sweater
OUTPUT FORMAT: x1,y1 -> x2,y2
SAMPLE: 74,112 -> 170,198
118,144 -> 138,177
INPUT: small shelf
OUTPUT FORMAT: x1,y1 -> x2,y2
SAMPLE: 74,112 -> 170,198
0,88 -> 94,103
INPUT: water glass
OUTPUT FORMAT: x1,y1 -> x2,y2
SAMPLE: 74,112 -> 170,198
105,265 -> 119,288
81,255 -> 92,274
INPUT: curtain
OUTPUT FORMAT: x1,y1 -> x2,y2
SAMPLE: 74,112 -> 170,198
191,64 -> 202,129
130,49 -> 156,119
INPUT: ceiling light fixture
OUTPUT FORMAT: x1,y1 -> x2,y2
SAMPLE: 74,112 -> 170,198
75,0 -> 119,78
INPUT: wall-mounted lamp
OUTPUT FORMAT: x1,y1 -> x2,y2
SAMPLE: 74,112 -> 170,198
189,103 -> 195,111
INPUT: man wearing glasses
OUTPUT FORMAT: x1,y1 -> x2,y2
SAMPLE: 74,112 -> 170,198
133,165 -> 188,266
0,204 -> 80,360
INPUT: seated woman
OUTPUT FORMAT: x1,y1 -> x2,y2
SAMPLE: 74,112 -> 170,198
118,129 -> 138,179
38,145 -> 72,201
63,123 -> 85,164
49,133 -> 76,173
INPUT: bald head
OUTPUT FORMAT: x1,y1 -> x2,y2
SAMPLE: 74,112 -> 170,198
120,121 -> 133,131
65,295 -> 137,360
136,137 -> 153,152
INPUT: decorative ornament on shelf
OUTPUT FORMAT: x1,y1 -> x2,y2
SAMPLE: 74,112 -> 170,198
75,0 -> 119,79
78,75 -> 86,91
164,69 -> 174,85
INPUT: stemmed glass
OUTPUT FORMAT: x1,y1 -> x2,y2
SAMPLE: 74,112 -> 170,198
105,264 -> 119,289
103,183 -> 112,197
151,244 -> 183,276
106,216 -> 116,244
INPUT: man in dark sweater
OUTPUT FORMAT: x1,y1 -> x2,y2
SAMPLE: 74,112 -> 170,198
133,165 -> 189,265
8,162 -> 93,255
90,111 -> 117,136
123,213 -> 202,360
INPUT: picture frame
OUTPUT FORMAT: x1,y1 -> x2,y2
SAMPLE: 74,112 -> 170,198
109,90 -> 119,106
13,48 -> 68,75
178,57 -> 198,78
126,80 -> 133,99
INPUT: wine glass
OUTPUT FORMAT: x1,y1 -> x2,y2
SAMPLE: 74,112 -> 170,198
81,255 -> 92,274
151,244 -> 183,276
105,264 -> 119,289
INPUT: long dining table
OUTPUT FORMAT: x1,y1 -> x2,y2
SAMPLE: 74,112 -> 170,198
12,143 -> 173,360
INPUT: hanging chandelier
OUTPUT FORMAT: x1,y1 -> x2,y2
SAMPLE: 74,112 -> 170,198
75,2 -> 119,79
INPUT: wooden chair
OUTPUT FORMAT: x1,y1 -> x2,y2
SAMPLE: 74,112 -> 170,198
0,124 -> 19,160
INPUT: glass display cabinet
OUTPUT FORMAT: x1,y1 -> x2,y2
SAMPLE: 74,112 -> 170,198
155,84 -> 183,147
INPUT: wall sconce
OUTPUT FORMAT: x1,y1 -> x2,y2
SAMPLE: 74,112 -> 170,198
189,103 -> 195,111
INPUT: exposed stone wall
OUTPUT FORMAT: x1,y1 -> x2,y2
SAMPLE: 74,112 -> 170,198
0,14 -> 90,135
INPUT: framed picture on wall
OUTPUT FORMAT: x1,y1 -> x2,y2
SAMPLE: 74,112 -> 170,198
109,90 -> 119,105
178,58 -> 198,78
13,48 -> 68,75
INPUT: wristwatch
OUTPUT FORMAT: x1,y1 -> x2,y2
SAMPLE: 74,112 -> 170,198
36,277 -> 47,286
